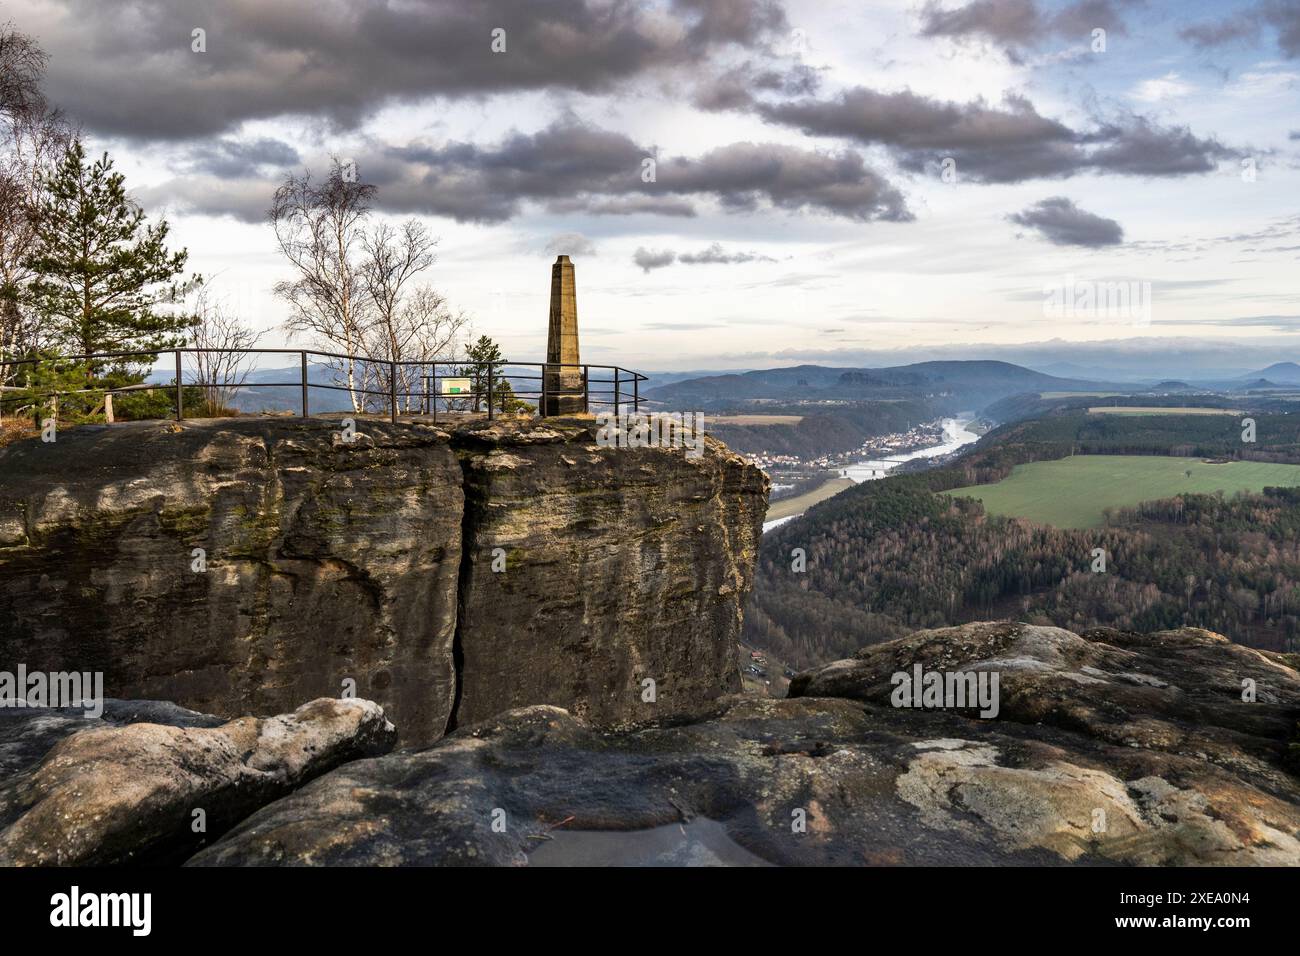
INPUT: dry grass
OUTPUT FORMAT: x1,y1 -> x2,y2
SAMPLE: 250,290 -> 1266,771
0,417 -> 37,448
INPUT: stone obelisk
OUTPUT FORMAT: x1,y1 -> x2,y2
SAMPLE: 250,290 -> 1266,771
543,255 -> 584,415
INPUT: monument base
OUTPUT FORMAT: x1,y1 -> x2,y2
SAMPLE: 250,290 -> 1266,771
543,392 -> 586,416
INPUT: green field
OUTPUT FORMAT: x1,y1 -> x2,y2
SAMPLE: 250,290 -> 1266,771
945,455 -> 1300,529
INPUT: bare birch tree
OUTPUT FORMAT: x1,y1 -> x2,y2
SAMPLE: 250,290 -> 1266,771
270,159 -> 471,415
189,290 -> 259,415
359,221 -> 467,410
269,158 -> 375,411
0,23 -> 71,417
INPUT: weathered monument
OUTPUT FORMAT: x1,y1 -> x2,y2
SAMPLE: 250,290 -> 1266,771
543,254 -> 585,415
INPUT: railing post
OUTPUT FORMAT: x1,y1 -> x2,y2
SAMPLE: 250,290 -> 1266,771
540,362 -> 549,418
614,367 -> 620,417
633,373 -> 639,412
390,360 -> 398,424
486,362 -> 495,420
301,351 -> 309,418
431,365 -> 438,423
175,350 -> 183,422
583,365 -> 589,414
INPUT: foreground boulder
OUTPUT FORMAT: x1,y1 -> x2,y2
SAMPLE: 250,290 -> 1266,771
0,697 -> 395,866
790,622 -> 1300,864
0,417 -> 767,745
191,623 -> 1300,866
0,699 -> 225,779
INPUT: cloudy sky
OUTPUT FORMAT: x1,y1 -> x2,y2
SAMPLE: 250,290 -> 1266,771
10,0 -> 1300,371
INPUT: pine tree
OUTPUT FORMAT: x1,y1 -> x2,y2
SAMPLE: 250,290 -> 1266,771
24,139 -> 194,388
459,334 -> 528,413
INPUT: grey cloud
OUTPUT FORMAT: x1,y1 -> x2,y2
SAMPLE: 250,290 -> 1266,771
545,233 -> 597,257
631,242 -> 777,271
1008,196 -> 1123,246
1048,0 -> 1131,37
1269,0 -> 1300,56
1080,114 -> 1238,176
550,196 -> 698,217
179,137 -> 300,178
367,119 -> 911,224
918,0 -> 1129,58
634,248 -> 677,272
655,141 -> 912,220
380,120 -> 646,222
30,0 -> 787,140
133,176 -> 274,222
672,0 -> 788,47
692,61 -> 822,111
756,87 -> 1238,182
1179,16 -> 1260,49
678,242 -> 776,264
919,0 -> 1047,46
1180,1 -> 1300,57
758,88 -> 1070,153
148,118 -> 911,225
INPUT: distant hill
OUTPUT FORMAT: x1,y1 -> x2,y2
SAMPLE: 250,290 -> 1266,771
707,399 -> 940,459
645,360 -> 1106,412
148,364 -> 357,413
1238,362 -> 1300,385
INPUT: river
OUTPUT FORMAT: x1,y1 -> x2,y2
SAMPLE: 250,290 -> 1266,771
762,417 -> 980,532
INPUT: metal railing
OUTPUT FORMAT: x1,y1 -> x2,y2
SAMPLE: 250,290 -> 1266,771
0,348 -> 648,424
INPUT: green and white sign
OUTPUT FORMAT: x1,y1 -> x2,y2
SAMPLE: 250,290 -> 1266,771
440,377 -> 472,395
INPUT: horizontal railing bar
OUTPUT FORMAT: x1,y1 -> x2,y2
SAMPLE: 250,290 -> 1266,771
1,348 -> 647,420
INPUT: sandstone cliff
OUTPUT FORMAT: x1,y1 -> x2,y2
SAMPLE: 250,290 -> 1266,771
0,417 -> 768,745
454,419 -> 761,729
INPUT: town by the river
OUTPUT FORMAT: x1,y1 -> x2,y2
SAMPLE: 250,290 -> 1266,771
762,418 -> 981,531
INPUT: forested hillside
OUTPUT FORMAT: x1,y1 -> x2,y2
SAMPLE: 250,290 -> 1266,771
645,359 -> 1105,410
708,400 -> 937,457
746,410 -> 1300,666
